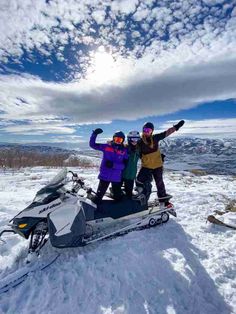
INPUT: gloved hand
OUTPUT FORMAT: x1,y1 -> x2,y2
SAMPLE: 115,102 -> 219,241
174,120 -> 185,131
105,160 -> 113,168
123,159 -> 128,166
161,153 -> 166,162
93,128 -> 103,135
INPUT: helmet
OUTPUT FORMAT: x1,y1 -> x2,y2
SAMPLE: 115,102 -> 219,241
127,130 -> 140,144
113,131 -> 125,144
113,130 -> 125,140
127,130 -> 140,139
143,122 -> 154,131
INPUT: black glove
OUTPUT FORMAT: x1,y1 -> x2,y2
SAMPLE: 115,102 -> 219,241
174,120 -> 185,131
105,160 -> 113,168
161,153 -> 166,162
123,159 -> 128,166
93,128 -> 103,135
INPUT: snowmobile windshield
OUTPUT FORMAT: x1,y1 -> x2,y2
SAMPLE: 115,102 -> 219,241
24,169 -> 67,211
47,168 -> 67,187
25,187 -> 62,210
33,188 -> 61,203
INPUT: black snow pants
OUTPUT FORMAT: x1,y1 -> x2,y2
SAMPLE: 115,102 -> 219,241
95,180 -> 123,204
123,179 -> 134,199
136,166 -> 167,200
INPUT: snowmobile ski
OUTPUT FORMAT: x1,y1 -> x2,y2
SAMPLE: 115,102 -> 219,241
0,253 -> 60,294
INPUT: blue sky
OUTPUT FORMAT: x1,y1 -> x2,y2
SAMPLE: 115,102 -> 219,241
0,0 -> 236,148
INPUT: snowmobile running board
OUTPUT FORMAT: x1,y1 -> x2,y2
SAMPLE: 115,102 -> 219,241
83,208 -> 172,245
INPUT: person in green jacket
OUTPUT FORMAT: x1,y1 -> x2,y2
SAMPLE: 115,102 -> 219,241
122,130 -> 141,198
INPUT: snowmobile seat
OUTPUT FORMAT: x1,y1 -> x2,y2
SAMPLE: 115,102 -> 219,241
94,197 -> 148,220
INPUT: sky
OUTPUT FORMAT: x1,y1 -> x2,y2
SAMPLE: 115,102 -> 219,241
0,0 -> 236,149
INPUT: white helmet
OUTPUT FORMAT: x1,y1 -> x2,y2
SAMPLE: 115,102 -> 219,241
127,130 -> 140,143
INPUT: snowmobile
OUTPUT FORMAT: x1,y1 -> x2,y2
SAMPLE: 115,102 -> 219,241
0,168 -> 176,261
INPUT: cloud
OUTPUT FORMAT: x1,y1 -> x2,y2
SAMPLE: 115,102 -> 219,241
91,10 -> 107,24
0,115 -> 77,135
0,0 -> 235,68
0,56 -> 236,130
111,0 -> 139,15
45,135 -> 86,143
0,0 -> 236,137
161,118 -> 236,137
3,124 -> 76,136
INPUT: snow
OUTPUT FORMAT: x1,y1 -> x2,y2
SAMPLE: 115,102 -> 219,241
0,166 -> 236,314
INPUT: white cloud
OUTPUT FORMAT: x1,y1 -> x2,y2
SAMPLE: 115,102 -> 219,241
0,113 -> 78,135
1,55 -> 236,132
45,135 -> 86,143
92,10 -> 106,24
161,118 -> 236,136
3,121 -> 76,136
0,0 -> 236,137
0,0 -> 235,69
111,0 -> 139,15
232,7 -> 236,17
133,7 -> 149,21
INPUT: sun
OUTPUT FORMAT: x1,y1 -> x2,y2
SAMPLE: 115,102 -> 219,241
86,47 -> 121,85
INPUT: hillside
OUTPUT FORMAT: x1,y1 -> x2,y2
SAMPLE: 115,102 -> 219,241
0,167 -> 235,313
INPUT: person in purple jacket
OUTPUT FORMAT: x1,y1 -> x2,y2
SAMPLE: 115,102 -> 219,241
89,128 -> 128,204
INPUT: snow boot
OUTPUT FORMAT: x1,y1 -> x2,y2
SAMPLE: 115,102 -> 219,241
165,201 -> 174,209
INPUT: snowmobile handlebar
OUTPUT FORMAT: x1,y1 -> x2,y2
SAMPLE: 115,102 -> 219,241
69,170 -> 80,181
68,171 -> 97,196
68,171 -> 86,186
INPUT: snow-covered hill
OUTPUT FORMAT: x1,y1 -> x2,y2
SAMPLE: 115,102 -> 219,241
1,137 -> 236,175
71,137 -> 236,175
160,137 -> 236,175
0,143 -> 75,155
0,167 -> 235,314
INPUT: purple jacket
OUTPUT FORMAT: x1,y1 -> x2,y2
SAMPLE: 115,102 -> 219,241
89,132 -> 128,182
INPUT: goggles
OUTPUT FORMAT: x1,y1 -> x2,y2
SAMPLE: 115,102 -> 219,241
129,137 -> 139,143
143,127 -> 153,135
113,136 -> 124,144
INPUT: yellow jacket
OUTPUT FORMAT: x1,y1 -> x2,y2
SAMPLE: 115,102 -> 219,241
141,149 -> 163,169
140,127 -> 176,169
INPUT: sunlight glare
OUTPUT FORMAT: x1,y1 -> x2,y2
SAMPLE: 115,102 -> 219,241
86,47 -> 122,85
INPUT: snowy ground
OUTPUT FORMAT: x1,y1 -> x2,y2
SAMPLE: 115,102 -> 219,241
0,166 -> 235,314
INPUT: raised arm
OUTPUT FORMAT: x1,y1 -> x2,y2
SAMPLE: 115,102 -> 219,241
154,120 -> 185,141
89,128 -> 107,151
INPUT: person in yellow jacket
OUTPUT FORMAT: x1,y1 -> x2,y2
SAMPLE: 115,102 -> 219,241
136,120 -> 185,208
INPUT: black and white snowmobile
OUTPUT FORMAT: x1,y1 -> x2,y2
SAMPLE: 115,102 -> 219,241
0,168 -> 176,261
